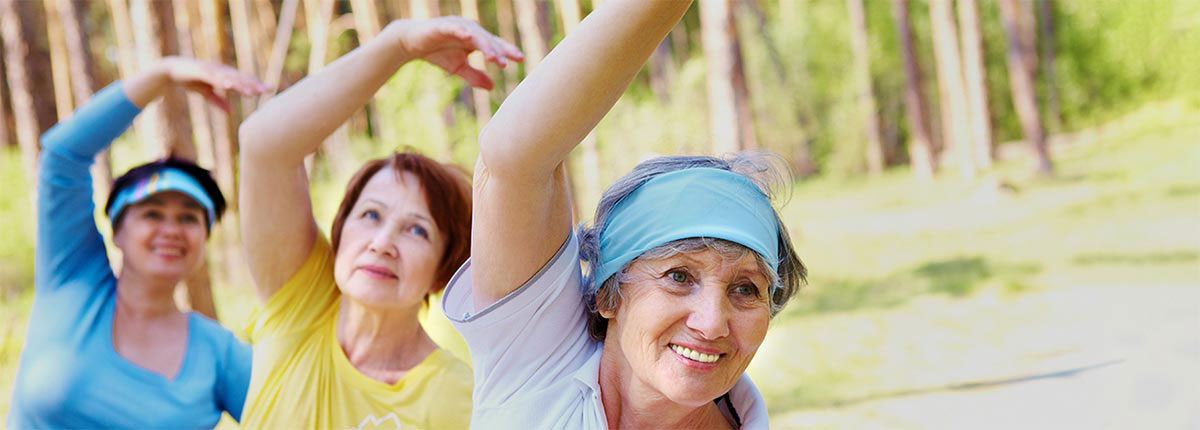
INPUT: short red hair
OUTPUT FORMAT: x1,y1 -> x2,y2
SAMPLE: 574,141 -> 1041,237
330,152 -> 471,296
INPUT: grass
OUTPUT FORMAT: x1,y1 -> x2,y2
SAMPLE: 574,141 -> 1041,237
747,97 -> 1200,418
1,98 -> 1198,424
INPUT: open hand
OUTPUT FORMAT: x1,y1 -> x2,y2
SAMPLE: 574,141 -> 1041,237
161,57 -> 270,112
388,17 -> 524,90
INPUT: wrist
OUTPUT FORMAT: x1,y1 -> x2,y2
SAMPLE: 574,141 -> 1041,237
381,20 -> 417,64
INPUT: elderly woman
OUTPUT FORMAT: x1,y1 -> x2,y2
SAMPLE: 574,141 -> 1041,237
236,17 -> 522,429
6,58 -> 265,429
441,0 -> 805,429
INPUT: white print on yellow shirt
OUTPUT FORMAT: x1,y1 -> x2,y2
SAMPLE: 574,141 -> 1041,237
349,413 -> 403,430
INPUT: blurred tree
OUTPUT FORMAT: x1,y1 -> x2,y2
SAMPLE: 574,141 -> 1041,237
0,42 -> 11,149
1036,0 -> 1060,130
997,0 -> 1052,174
957,0 -> 993,169
928,0 -> 975,179
494,0 -> 519,93
230,0 -> 260,112
59,0 -> 114,196
411,0 -> 440,19
846,0 -> 884,175
892,0 -> 937,181
513,0 -> 549,67
264,0 -> 299,94
700,0 -> 757,154
43,0 -> 74,122
462,0 -> 491,126
0,0 -> 56,189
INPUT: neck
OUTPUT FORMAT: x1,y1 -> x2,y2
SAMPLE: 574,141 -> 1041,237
115,269 -> 182,319
598,342 -> 729,430
336,298 -> 434,372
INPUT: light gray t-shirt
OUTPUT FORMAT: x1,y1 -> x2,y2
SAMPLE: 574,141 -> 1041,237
443,232 -> 769,429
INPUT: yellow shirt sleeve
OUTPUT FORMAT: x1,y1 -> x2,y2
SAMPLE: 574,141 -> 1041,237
244,236 -> 340,343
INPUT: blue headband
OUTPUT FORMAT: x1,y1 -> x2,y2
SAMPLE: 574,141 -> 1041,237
107,167 -> 216,229
593,168 -> 781,294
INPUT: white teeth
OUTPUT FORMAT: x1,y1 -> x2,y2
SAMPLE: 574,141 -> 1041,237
670,344 -> 720,363
154,247 -> 183,257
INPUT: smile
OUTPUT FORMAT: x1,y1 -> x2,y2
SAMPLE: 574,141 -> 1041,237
669,344 -> 722,364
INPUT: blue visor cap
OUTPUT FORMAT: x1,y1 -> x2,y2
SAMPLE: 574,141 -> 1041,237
107,167 -> 217,230
594,168 -> 781,294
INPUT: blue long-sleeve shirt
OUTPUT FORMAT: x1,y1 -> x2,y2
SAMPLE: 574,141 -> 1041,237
6,82 -> 252,429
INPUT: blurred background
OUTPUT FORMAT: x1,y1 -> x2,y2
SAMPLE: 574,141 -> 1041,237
0,0 -> 1197,428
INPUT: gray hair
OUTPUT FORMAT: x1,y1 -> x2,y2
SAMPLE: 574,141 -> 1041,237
578,152 -> 807,341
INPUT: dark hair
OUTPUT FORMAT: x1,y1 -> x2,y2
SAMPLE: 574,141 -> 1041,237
105,157 -> 227,234
330,152 -> 472,297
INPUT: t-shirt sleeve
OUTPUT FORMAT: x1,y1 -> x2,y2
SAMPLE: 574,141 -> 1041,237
244,236 -> 340,343
217,334 -> 253,422
427,358 -> 474,430
35,82 -> 140,294
441,232 -> 596,408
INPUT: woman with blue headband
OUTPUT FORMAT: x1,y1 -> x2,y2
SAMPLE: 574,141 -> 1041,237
6,57 -> 266,429
441,0 -> 806,428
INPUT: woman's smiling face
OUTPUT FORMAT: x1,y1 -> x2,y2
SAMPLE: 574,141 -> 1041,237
601,245 -> 772,407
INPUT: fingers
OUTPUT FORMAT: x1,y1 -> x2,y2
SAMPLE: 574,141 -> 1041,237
454,64 -> 495,91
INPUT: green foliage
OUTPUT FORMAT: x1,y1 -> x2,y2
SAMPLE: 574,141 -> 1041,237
0,149 -> 34,297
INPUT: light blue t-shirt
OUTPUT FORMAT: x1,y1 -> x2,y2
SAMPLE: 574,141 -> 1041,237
6,82 -> 252,429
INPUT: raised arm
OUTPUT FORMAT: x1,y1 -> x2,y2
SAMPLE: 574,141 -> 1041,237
471,0 -> 693,306
238,18 -> 520,301
36,58 -> 262,292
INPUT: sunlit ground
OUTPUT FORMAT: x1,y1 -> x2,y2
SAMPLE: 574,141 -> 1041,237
2,99 -> 1198,428
750,98 -> 1200,429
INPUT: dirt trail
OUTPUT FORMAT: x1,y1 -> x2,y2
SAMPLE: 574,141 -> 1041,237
770,284 -> 1200,429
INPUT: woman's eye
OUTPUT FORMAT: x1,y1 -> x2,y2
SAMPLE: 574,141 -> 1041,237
143,210 -> 163,220
361,209 -> 379,220
733,284 -> 760,298
408,225 -> 429,239
666,270 -> 689,284
179,214 -> 200,224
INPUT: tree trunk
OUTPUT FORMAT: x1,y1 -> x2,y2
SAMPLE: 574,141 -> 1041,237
513,0 -> 549,67
60,0 -> 114,197
251,0 -> 279,73
461,0 -> 491,126
846,0 -> 885,174
700,0 -> 757,154
0,0 -> 56,189
264,0 -> 299,94
892,0 -> 936,181
997,0 -> 1052,174
1037,0 -> 1061,130
494,0 -> 519,93
107,0 -> 138,78
0,41 -> 11,149
410,0 -> 440,18
44,0 -> 75,122
928,0 -> 975,180
957,0 -> 993,169
229,0 -> 259,112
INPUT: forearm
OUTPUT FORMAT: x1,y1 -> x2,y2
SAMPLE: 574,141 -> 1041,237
480,0 -> 692,179
239,26 -> 414,166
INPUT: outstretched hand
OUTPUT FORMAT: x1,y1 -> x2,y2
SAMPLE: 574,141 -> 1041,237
161,57 -> 270,112
388,17 -> 524,90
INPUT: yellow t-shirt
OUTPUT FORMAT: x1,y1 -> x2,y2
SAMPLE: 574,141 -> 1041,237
241,237 -> 473,430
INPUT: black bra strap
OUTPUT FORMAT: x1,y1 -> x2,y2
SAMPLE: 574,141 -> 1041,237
713,392 -> 743,428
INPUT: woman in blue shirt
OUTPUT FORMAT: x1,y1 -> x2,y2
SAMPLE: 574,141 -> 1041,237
7,57 -> 266,429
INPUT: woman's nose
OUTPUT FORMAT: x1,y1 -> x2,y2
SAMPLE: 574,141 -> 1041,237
686,286 -> 731,339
